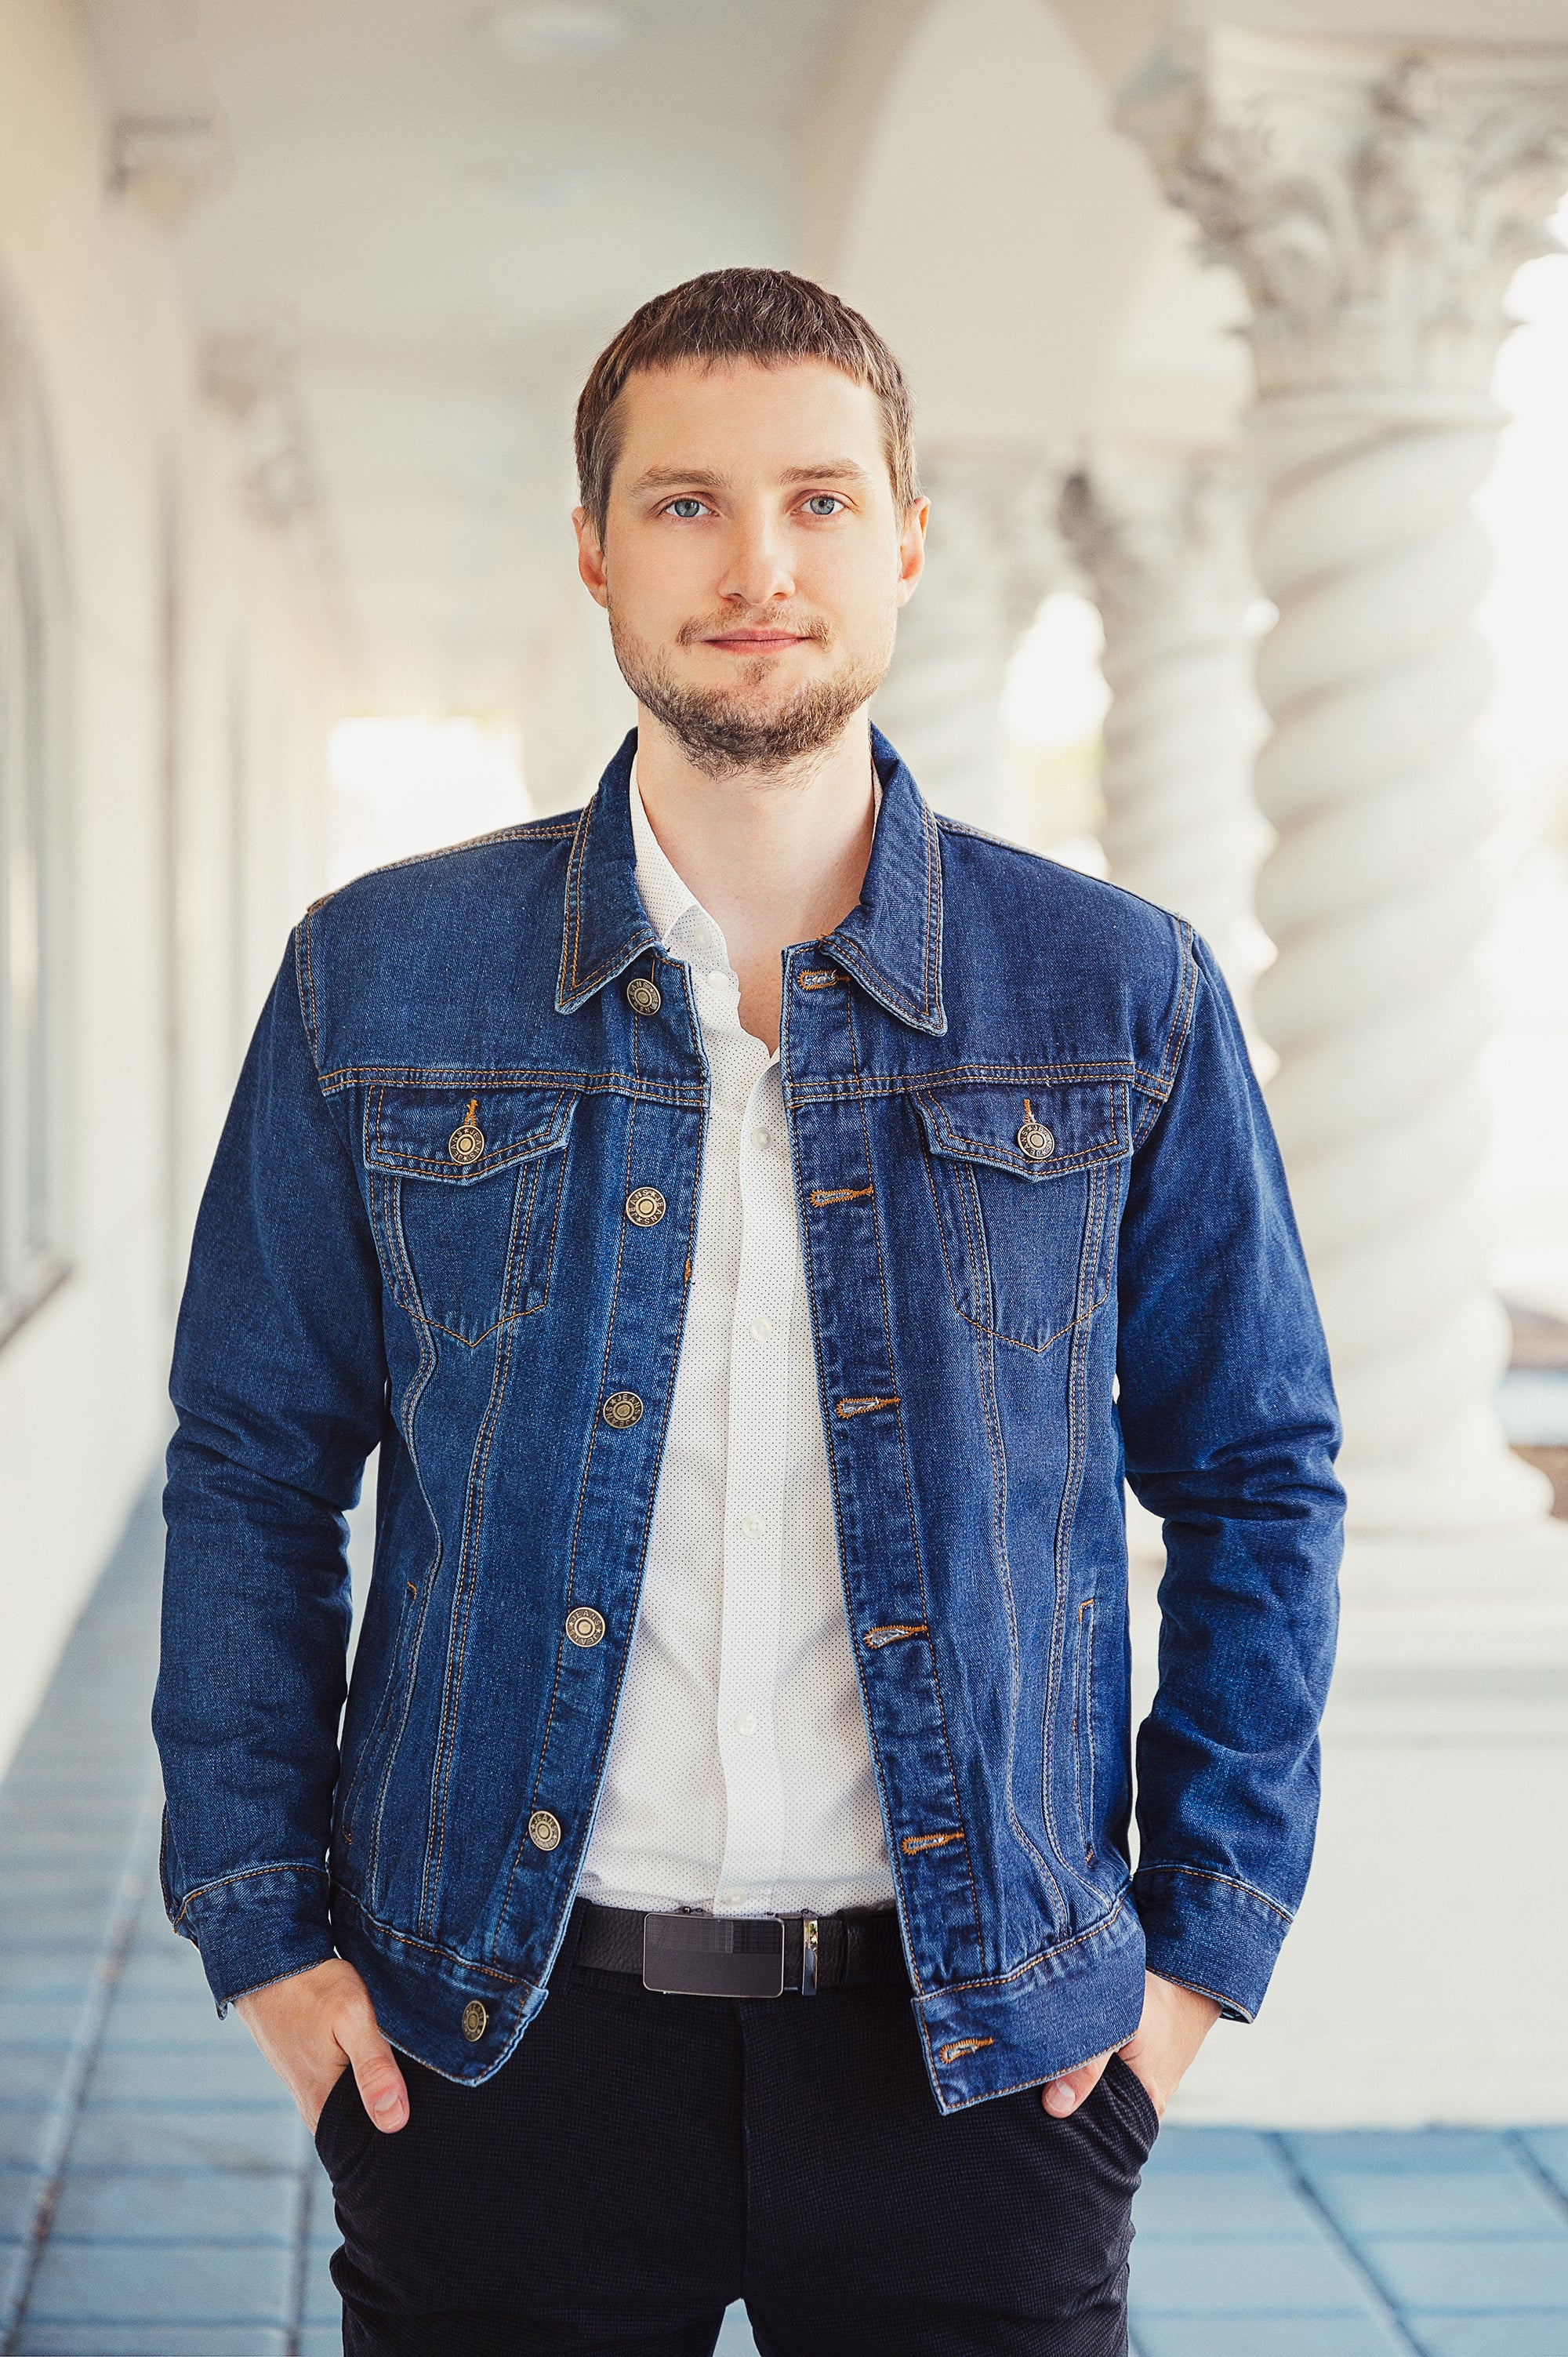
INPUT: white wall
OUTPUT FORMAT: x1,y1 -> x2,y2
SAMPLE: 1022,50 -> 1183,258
0,0 -> 337,1776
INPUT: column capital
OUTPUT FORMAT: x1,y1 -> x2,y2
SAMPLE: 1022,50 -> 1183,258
1059,449 -> 1253,640
1118,28 -> 1568,400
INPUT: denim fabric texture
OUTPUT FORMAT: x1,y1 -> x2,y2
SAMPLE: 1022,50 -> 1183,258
154,727 -> 1344,2115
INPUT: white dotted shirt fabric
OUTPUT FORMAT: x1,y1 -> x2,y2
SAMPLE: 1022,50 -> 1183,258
577,769 -> 896,1919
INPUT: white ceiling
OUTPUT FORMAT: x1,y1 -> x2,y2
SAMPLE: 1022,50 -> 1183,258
78,0 -> 853,712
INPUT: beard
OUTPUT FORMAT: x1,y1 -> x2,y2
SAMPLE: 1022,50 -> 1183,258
608,601 -> 892,782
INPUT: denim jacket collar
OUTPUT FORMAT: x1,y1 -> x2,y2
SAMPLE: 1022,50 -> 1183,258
554,725 -> 946,1036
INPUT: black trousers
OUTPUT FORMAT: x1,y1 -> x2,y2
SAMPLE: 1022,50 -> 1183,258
314,1922 -> 1157,2355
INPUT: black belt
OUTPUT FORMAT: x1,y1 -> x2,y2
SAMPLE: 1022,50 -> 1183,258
567,1899 -> 906,1998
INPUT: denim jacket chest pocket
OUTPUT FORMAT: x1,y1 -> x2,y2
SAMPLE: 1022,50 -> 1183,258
361,1083 -> 578,1346
913,1081 -> 1131,1354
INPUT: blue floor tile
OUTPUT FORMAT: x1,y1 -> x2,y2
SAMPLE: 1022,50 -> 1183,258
50,2166 -> 300,2245
301,2236 -> 341,2325
85,2044 -> 292,2106
0,2168 -> 42,2239
1281,2130 -> 1519,2176
1358,2232 -> 1568,2313
100,1996 -> 236,2049
69,2103 -> 306,2174
1134,2169 -> 1322,2239
1,2050 -> 78,2105
25,2237 -> 296,2325
1520,2130 -> 1568,2206
17,2329 -> 289,2355
1133,2322 -> 1406,2357
0,2108 -> 57,2170
1143,2126 -> 1289,2175
1130,2232 -> 1379,2317
1308,2166 -> 1567,2240
1406,2321 -> 1568,2357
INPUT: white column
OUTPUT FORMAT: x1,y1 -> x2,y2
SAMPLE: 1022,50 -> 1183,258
1123,33 -> 1568,1533
1059,451 -> 1268,1020
873,448 -> 1066,839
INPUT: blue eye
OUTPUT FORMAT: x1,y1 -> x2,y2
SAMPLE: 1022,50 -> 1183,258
804,496 -> 842,517
667,498 -> 706,519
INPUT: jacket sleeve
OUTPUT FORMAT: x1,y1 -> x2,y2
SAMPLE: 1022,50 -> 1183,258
1116,931 -> 1344,2021
154,922 -> 387,2009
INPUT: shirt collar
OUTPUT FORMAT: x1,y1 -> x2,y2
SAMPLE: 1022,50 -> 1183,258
627,764 -> 711,955
555,726 -> 946,1036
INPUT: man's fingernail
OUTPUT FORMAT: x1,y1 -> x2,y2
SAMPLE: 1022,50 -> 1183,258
1045,2081 -> 1075,2115
373,2094 -> 400,2119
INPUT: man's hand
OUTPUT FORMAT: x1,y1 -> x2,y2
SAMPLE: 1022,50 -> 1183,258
1041,1970 -> 1220,2121
235,1957 -> 408,2136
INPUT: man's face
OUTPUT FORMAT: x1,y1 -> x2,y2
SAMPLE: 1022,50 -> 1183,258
575,359 -> 926,778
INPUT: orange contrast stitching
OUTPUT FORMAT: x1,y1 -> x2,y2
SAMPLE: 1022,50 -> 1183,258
901,1830 -> 964,1855
808,1185 -> 874,1205
863,1623 -> 927,1648
834,1395 -> 899,1418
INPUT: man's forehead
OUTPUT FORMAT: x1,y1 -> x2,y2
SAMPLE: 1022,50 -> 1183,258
613,360 -> 886,468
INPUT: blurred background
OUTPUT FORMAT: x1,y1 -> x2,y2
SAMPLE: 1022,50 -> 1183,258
2,2 -> 1567,2350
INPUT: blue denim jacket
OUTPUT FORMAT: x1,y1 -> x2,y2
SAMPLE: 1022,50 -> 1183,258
156,728 -> 1342,2114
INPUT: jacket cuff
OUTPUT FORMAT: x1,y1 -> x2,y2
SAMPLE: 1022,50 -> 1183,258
1133,1861 -> 1295,2022
169,1863 -> 337,2012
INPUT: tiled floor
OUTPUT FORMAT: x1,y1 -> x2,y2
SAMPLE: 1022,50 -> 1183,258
3,1489 -> 1566,2356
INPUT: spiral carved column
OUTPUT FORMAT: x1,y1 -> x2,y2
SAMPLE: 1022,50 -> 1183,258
1123,31 -> 1568,1532
1058,453 -> 1268,1022
874,448 -> 1067,839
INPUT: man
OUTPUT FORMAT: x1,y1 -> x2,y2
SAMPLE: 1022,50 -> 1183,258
156,268 -> 1342,2355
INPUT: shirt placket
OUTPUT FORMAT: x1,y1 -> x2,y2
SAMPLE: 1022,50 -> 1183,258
712,1055 -> 793,1913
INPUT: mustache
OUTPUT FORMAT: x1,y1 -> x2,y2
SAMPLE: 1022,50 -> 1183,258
676,607 -> 832,647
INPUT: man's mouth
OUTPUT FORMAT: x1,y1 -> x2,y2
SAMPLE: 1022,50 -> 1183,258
699,629 -> 811,652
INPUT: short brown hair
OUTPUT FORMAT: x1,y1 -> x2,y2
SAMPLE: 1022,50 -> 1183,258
574,267 -> 919,539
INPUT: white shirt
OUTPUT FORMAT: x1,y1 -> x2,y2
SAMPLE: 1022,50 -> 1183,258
578,772 -> 895,1917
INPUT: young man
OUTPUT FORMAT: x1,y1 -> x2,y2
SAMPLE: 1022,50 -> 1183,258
156,269 -> 1342,2355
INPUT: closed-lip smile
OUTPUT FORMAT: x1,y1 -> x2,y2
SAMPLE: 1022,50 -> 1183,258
702,629 -> 808,651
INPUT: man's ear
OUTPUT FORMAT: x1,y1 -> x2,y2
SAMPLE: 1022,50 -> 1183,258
896,496 -> 930,608
573,505 -> 610,609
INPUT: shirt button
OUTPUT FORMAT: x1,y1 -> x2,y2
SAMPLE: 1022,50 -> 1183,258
753,1127 -> 772,1149
461,1999 -> 488,2041
720,1890 -> 748,1908
626,977 -> 662,1016
564,1606 -> 605,1648
749,1316 -> 773,1343
528,1810 -> 562,1851
733,1712 -> 758,1737
626,1186 -> 666,1227
706,969 -> 728,989
602,1392 -> 644,1429
739,1512 -> 765,1539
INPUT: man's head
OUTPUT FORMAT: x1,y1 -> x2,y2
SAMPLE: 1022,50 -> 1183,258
572,267 -> 926,780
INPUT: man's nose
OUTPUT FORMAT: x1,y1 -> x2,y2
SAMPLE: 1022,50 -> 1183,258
716,514 -> 796,611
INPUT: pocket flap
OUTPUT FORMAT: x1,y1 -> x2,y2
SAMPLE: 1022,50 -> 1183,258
363,1083 -> 577,1183
913,1082 -> 1128,1179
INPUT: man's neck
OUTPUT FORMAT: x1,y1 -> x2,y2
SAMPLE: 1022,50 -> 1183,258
631,708 -> 877,1054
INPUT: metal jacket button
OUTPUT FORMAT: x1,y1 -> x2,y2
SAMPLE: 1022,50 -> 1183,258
602,1391 -> 644,1429
528,1810 -> 562,1850
448,1099 -> 485,1163
1015,1099 -> 1055,1160
564,1606 -> 605,1647
626,1186 -> 666,1227
461,1999 -> 488,2041
626,977 -> 661,1015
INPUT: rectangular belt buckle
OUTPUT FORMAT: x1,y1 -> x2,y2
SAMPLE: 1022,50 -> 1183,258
642,1913 -> 785,1998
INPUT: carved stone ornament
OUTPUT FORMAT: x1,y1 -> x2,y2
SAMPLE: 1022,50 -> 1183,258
1118,30 -> 1568,398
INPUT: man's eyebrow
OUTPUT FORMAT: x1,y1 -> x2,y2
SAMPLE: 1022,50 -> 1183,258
626,465 -> 731,494
625,459 -> 874,496
779,460 -> 873,485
